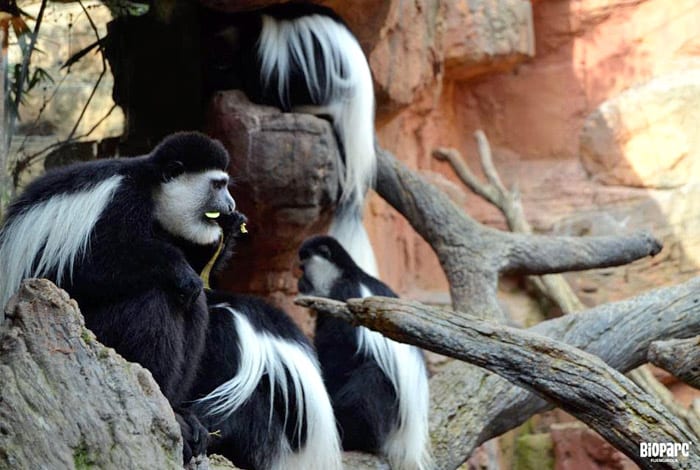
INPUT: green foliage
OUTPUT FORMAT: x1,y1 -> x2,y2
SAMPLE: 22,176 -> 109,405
80,328 -> 93,345
514,432 -> 554,470
7,62 -> 53,121
73,442 -> 94,470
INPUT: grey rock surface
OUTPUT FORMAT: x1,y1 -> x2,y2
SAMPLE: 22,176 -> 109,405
0,279 -> 182,469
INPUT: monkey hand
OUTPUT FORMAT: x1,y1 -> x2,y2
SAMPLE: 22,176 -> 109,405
175,408 -> 209,464
172,267 -> 204,307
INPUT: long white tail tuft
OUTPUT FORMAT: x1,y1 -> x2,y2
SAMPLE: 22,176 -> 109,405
197,305 -> 342,470
0,176 -> 122,308
358,286 -> 433,470
258,13 -> 379,274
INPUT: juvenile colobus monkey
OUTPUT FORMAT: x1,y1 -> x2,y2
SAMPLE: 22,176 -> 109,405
177,212 -> 342,470
0,132 -> 236,463
206,2 -> 378,276
188,292 -> 342,470
298,235 -> 433,470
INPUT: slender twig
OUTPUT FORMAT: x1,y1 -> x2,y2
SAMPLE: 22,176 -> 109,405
11,2 -> 113,186
12,103 -> 117,178
66,0 -> 106,141
16,72 -> 69,154
433,131 -> 585,313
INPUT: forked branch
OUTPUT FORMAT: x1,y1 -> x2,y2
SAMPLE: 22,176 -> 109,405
298,294 -> 699,469
372,145 -> 699,468
375,147 -> 660,318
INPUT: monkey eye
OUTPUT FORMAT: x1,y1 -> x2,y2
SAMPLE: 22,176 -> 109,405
318,245 -> 332,259
211,178 -> 228,189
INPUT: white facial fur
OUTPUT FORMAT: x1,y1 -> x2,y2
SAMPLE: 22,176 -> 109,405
302,254 -> 341,296
0,175 -> 123,308
197,305 -> 342,470
153,169 -> 229,245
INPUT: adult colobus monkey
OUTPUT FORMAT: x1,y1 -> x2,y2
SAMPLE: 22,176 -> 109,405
177,210 -> 342,470
0,132 -> 236,464
206,2 -> 378,276
298,235 -> 433,470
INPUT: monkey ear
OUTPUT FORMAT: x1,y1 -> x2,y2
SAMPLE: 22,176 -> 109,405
161,160 -> 185,182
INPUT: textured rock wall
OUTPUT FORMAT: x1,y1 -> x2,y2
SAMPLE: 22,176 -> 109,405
364,0 -> 700,308
202,0 -> 700,317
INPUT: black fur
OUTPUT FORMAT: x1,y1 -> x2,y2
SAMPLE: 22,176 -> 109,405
0,131 -> 233,463
297,235 -> 400,453
168,210 -> 248,284
176,209 -> 321,469
187,292 -> 313,470
202,2 -> 347,109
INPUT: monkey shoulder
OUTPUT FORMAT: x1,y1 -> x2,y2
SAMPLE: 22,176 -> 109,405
207,291 -> 310,346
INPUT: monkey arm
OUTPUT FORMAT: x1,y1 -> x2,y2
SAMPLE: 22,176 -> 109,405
67,237 -> 202,307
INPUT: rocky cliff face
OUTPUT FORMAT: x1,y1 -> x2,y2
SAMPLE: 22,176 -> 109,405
362,0 -> 700,310
202,0 -> 700,319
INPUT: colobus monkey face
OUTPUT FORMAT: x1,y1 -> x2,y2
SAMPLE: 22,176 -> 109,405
298,235 -> 356,296
154,169 -> 236,246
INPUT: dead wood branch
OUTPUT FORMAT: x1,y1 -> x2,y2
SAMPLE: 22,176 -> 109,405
628,365 -> 700,436
375,148 -> 661,319
649,337 -> 700,389
431,275 -> 700,468
433,131 -> 584,314
297,295 -> 699,470
434,131 -> 696,433
371,147 -> 700,468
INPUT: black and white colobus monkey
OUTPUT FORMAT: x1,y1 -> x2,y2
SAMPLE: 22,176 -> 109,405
0,132 -> 236,464
298,235 -> 433,470
187,292 -> 342,470
205,2 -> 379,276
176,211 -> 342,469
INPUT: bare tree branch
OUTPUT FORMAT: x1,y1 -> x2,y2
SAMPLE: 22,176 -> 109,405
628,365 -> 700,436
297,295 -> 700,470
435,131 -> 700,439
649,337 -> 700,389
430,276 -> 700,468
369,147 -> 700,468
434,132 -> 611,314
375,147 -> 661,318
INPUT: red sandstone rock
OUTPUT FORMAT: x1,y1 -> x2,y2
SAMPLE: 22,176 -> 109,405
443,0 -> 535,81
206,91 -> 341,332
370,0 -> 700,303
550,423 -> 637,470
580,71 -> 700,189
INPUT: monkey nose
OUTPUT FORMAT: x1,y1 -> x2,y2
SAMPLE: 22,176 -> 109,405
225,195 -> 236,214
